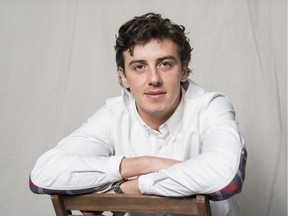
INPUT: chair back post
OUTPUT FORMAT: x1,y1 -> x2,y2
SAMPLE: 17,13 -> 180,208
51,194 -> 72,216
196,195 -> 212,216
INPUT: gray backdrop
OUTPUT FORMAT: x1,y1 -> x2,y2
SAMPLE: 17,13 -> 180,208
0,0 -> 286,215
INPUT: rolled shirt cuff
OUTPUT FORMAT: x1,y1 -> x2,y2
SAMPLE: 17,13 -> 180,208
105,156 -> 124,181
138,173 -> 155,194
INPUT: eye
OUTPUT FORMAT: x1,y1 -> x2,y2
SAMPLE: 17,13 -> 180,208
159,61 -> 173,70
133,64 -> 147,73
162,61 -> 172,67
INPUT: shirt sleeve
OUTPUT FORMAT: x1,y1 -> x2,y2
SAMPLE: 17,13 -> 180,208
30,105 -> 123,194
138,95 -> 246,199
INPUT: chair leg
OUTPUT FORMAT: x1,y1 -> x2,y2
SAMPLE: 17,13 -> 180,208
51,194 -> 72,216
196,195 -> 212,216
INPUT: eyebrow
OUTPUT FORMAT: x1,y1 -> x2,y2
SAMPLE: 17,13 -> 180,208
128,59 -> 146,67
128,55 -> 177,67
156,56 -> 177,64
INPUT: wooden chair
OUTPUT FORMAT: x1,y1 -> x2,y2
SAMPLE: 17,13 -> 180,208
51,193 -> 211,216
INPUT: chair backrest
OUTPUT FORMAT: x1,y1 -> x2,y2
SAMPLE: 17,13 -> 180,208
51,193 -> 211,216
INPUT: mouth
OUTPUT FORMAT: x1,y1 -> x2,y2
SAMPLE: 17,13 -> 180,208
144,91 -> 166,99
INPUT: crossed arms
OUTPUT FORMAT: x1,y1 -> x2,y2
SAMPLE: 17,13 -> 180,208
29,94 -> 247,200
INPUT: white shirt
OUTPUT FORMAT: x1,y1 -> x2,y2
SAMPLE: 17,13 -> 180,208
31,79 -> 244,216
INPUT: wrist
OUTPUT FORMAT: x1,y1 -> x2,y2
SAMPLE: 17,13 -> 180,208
112,179 -> 127,194
120,179 -> 141,194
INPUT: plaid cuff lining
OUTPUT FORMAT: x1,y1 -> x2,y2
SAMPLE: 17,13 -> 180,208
29,176 -> 102,195
208,147 -> 247,201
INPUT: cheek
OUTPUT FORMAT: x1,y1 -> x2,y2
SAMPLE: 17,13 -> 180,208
125,77 -> 143,94
127,73 -> 147,86
165,73 -> 182,86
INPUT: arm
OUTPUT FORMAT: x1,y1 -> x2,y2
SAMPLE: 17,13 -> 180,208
30,106 -> 123,194
120,156 -> 181,179
101,157 -> 181,195
118,147 -> 246,197
117,157 -> 181,194
29,104 -> 181,195
122,95 -> 246,199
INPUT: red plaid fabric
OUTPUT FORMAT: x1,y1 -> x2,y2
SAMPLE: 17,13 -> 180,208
29,177 -> 110,195
208,147 -> 247,201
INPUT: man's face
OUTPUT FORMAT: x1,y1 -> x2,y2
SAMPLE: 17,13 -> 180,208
119,39 -> 188,128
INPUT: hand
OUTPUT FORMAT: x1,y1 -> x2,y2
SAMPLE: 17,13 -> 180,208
120,178 -> 141,194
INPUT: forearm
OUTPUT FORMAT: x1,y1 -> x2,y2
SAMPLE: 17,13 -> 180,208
138,146 -> 245,198
119,156 -> 181,179
120,179 -> 141,194
117,156 -> 181,195
30,148 -> 123,193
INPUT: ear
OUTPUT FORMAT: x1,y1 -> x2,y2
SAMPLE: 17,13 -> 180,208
118,67 -> 130,88
180,66 -> 189,82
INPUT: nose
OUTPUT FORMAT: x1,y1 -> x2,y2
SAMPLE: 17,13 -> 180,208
148,67 -> 162,86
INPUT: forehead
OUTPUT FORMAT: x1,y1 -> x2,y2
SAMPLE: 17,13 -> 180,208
123,39 -> 180,63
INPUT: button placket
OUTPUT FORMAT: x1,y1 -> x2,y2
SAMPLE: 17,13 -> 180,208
155,137 -> 165,152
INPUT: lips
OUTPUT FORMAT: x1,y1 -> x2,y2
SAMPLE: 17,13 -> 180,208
146,91 -> 165,95
144,91 -> 166,99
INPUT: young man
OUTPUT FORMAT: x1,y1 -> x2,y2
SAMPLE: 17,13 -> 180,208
30,13 -> 247,216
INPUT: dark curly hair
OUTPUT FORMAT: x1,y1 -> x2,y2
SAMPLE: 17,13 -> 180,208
115,13 -> 193,86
